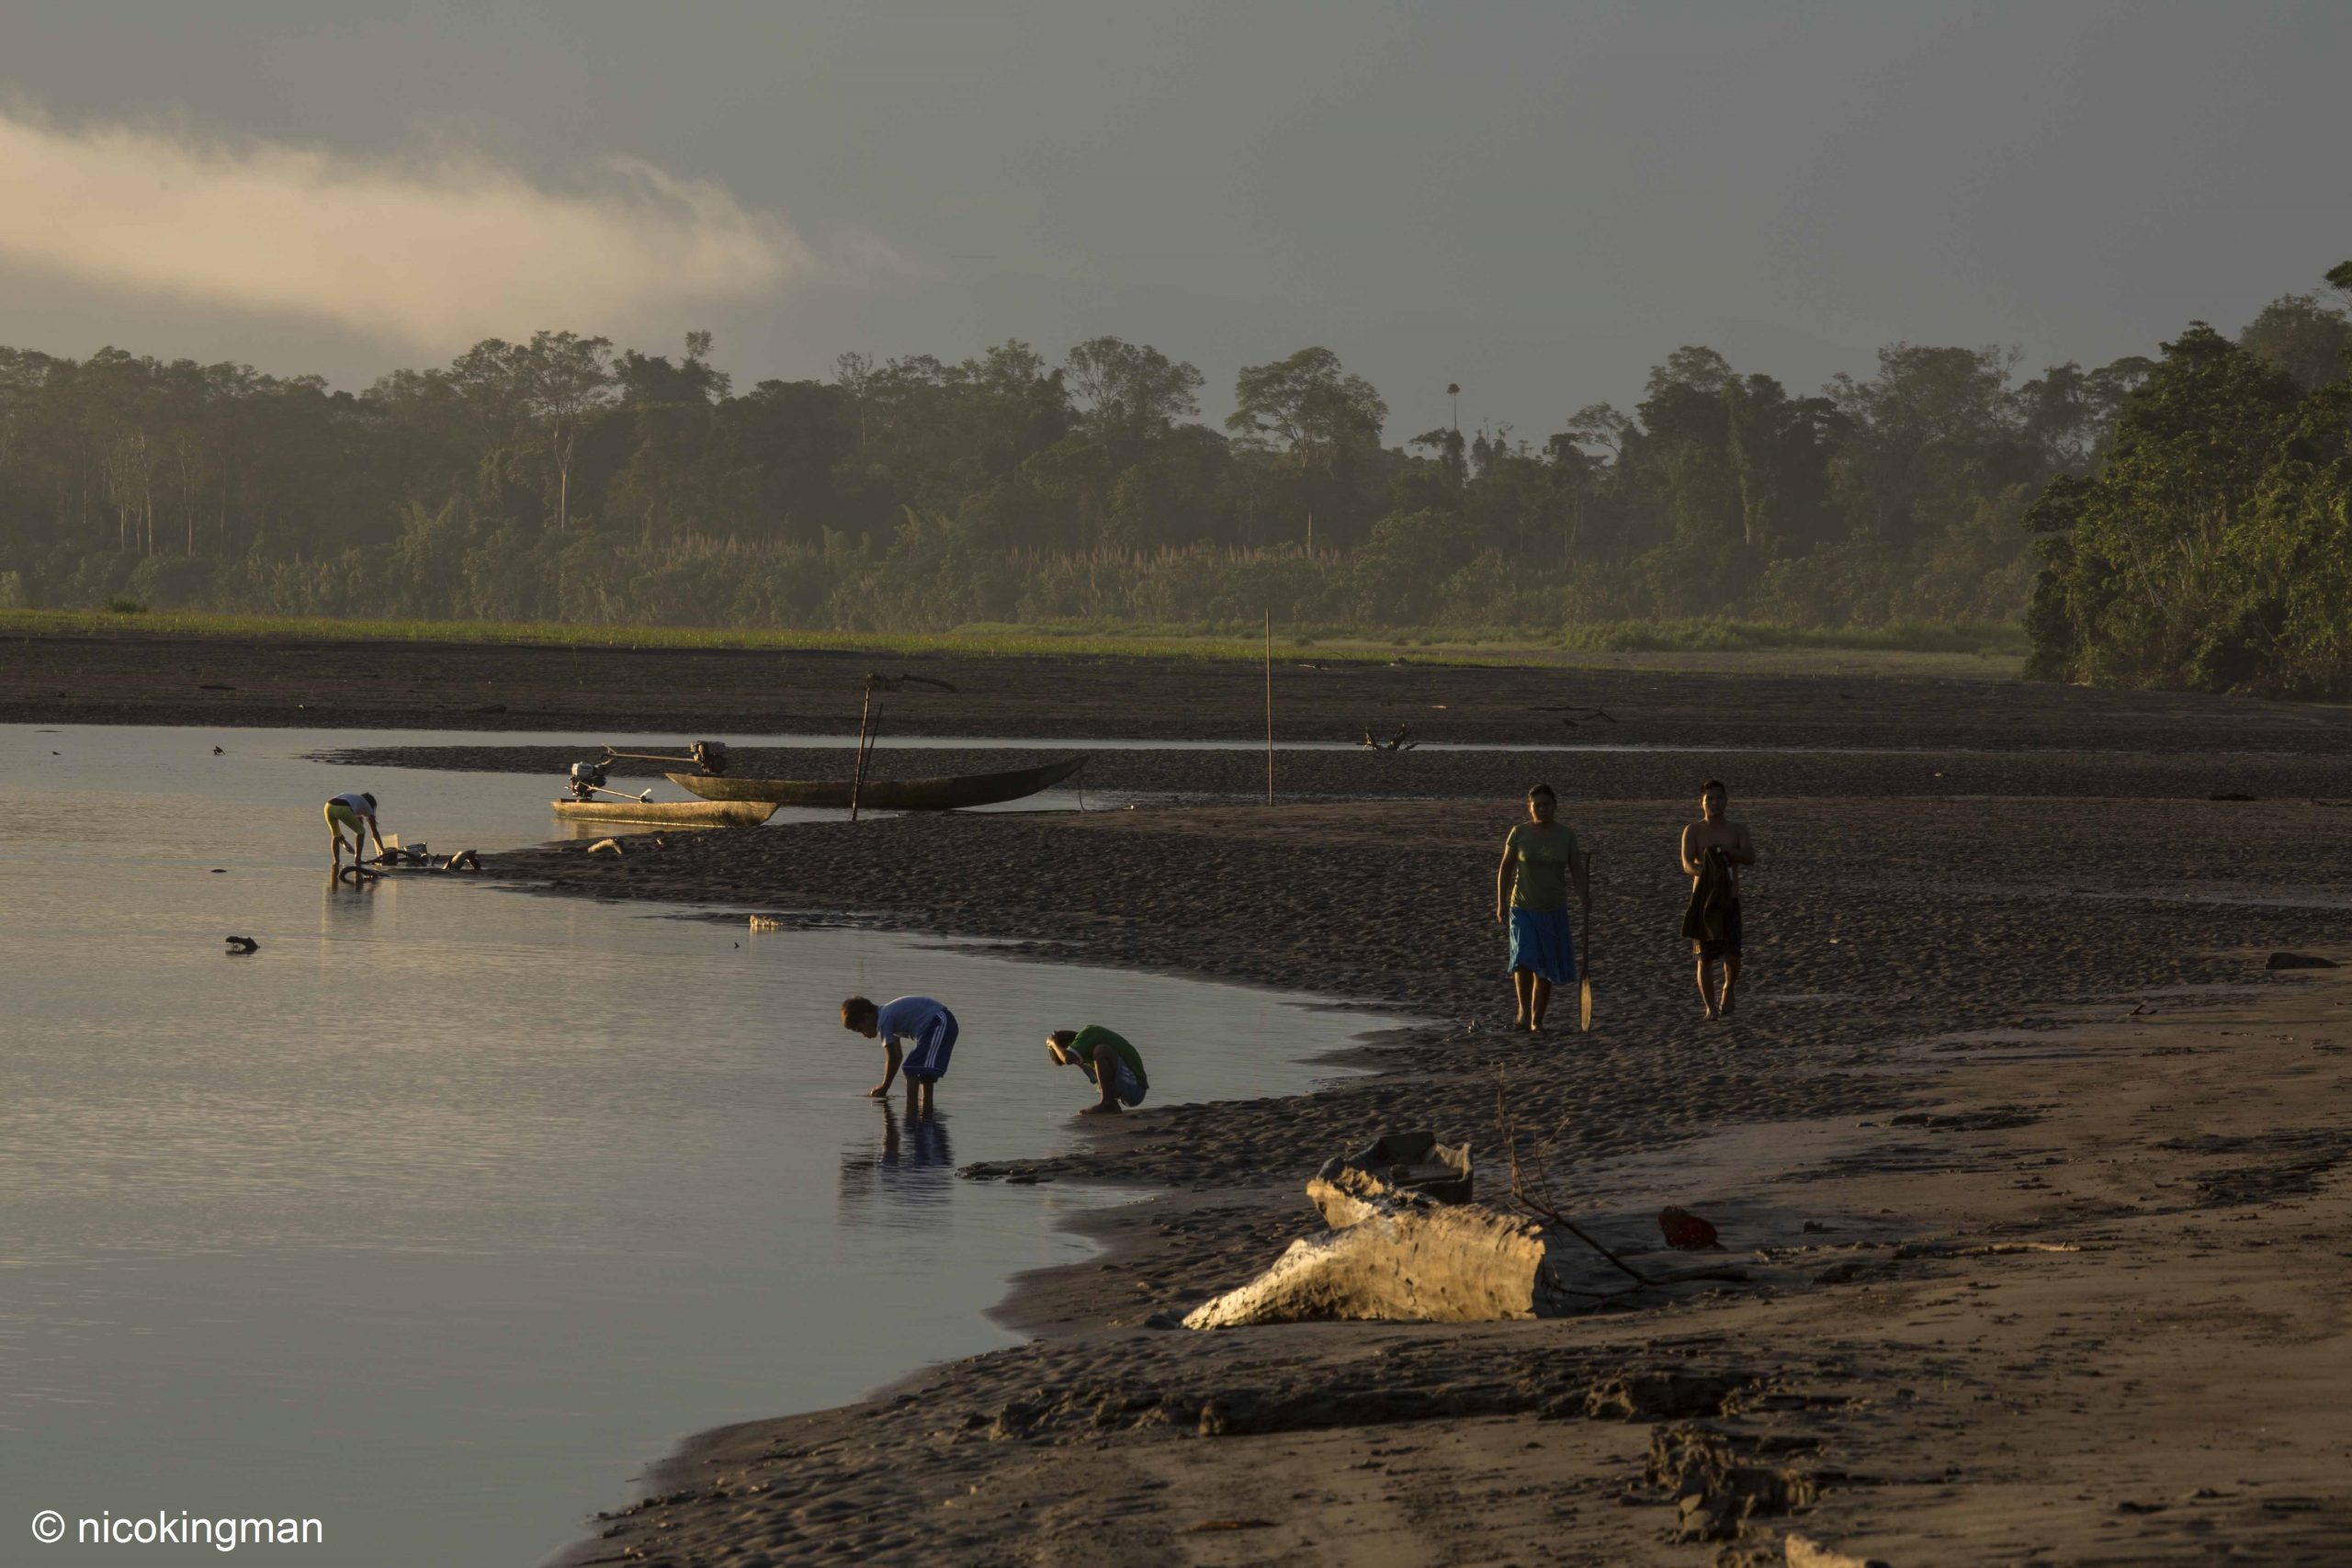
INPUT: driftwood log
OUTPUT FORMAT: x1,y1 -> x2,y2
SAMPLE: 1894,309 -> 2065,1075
1184,1175 -> 1574,1328
1183,1088 -> 1748,1330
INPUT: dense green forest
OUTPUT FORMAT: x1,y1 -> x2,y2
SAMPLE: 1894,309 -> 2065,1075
2026,263 -> 2352,697
2,269 -> 2346,693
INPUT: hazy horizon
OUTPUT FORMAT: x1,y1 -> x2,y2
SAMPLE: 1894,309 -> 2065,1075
1,1 -> 2345,434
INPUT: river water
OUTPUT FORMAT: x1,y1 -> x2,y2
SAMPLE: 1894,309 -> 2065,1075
0,724 -> 1392,1564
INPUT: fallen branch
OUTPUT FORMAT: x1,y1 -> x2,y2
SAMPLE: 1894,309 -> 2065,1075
865,671 -> 957,694
1495,1069 -> 1655,1286
1892,1240 -> 2083,1259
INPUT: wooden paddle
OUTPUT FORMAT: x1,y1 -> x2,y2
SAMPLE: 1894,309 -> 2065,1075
1578,849 -> 1595,1032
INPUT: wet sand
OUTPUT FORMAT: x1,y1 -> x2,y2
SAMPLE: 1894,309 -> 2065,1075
14,637 -> 2352,1563
324,739 -> 2352,808
557,976 -> 2351,1567
490,741 -> 2352,1563
12,625 -> 2352,753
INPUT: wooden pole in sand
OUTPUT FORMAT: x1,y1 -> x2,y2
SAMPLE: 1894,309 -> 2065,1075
855,704 -> 882,818
1264,608 -> 1274,806
849,685 -> 875,823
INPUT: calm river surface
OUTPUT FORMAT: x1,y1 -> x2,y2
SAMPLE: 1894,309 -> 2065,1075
0,724 -> 1392,1565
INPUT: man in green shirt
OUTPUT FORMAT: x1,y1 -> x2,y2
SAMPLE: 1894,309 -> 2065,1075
1046,1025 -> 1149,1115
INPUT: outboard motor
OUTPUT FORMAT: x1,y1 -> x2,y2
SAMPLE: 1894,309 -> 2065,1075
691,740 -> 729,776
567,761 -> 608,801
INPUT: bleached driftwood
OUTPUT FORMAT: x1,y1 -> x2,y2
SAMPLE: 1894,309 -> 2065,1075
1313,1131 -> 1474,1207
1184,1087 -> 1749,1331
1183,1182 -> 1570,1328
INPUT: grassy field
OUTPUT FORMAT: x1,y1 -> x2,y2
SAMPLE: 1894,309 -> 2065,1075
0,607 -> 2028,676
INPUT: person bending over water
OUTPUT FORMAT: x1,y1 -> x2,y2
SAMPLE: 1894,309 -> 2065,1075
324,791 -> 387,869
1495,783 -> 1589,1033
1046,1025 -> 1149,1115
1679,779 -> 1757,1020
842,994 -> 958,1114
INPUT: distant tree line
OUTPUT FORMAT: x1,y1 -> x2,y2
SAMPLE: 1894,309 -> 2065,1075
0,275 -> 2345,682
2026,263 -> 2352,697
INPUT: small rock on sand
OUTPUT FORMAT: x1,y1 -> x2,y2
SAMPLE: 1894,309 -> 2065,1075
1783,1533 -> 1891,1568
1660,1205 -> 1724,1250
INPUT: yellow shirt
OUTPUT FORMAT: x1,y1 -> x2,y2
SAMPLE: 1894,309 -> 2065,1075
1504,822 -> 1577,911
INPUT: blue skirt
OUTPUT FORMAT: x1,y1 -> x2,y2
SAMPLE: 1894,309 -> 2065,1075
1508,907 -> 1577,983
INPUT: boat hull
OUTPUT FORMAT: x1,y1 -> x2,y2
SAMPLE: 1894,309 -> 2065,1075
550,799 -> 777,827
665,754 -> 1087,810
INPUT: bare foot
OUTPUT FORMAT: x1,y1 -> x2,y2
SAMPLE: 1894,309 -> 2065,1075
1509,1014 -> 1528,1032
1078,1102 -> 1120,1117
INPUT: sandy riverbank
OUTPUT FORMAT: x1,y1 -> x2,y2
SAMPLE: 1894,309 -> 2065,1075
10,626 -> 2352,754
555,974 -> 2352,1567
486,731 -> 2352,1563
322,739 -> 2352,808
17,636 -> 2349,1564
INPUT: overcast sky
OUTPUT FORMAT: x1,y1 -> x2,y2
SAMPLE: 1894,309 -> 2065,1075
0,1 -> 2344,438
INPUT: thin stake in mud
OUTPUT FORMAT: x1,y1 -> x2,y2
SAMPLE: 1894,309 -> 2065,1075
849,682 -> 881,822
1496,1069 -> 1750,1300
1263,608 -> 1274,807
858,701 -> 881,806
1580,848 -> 1595,1033
1496,1069 -> 1651,1286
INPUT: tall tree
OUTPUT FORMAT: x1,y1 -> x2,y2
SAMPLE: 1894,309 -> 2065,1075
521,331 -> 616,533
1227,347 -> 1389,551
617,330 -> 730,406
2237,291 -> 2352,391
1062,337 -> 1204,446
1227,347 -> 1387,464
1556,402 -> 1632,461
1827,343 -> 2027,545
2025,323 -> 2307,688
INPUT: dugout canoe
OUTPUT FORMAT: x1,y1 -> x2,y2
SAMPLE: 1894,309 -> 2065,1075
550,798 -> 778,827
664,754 -> 1087,811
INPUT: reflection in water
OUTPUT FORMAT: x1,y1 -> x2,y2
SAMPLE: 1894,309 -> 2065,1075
0,723 -> 1396,1568
319,864 -> 382,937
840,1103 -> 956,1216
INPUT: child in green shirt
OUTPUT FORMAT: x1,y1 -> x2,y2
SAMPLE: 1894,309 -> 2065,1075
1046,1026 -> 1149,1115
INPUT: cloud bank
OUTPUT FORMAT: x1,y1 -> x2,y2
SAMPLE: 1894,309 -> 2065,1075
0,108 -> 878,350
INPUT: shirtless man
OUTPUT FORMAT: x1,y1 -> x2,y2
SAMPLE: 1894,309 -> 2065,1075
1679,779 -> 1757,1020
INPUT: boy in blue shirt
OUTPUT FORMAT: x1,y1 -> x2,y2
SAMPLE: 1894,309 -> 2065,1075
842,995 -> 957,1114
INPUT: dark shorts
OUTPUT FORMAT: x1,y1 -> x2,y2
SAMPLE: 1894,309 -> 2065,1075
1693,900 -> 1742,959
901,1010 -> 958,1084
